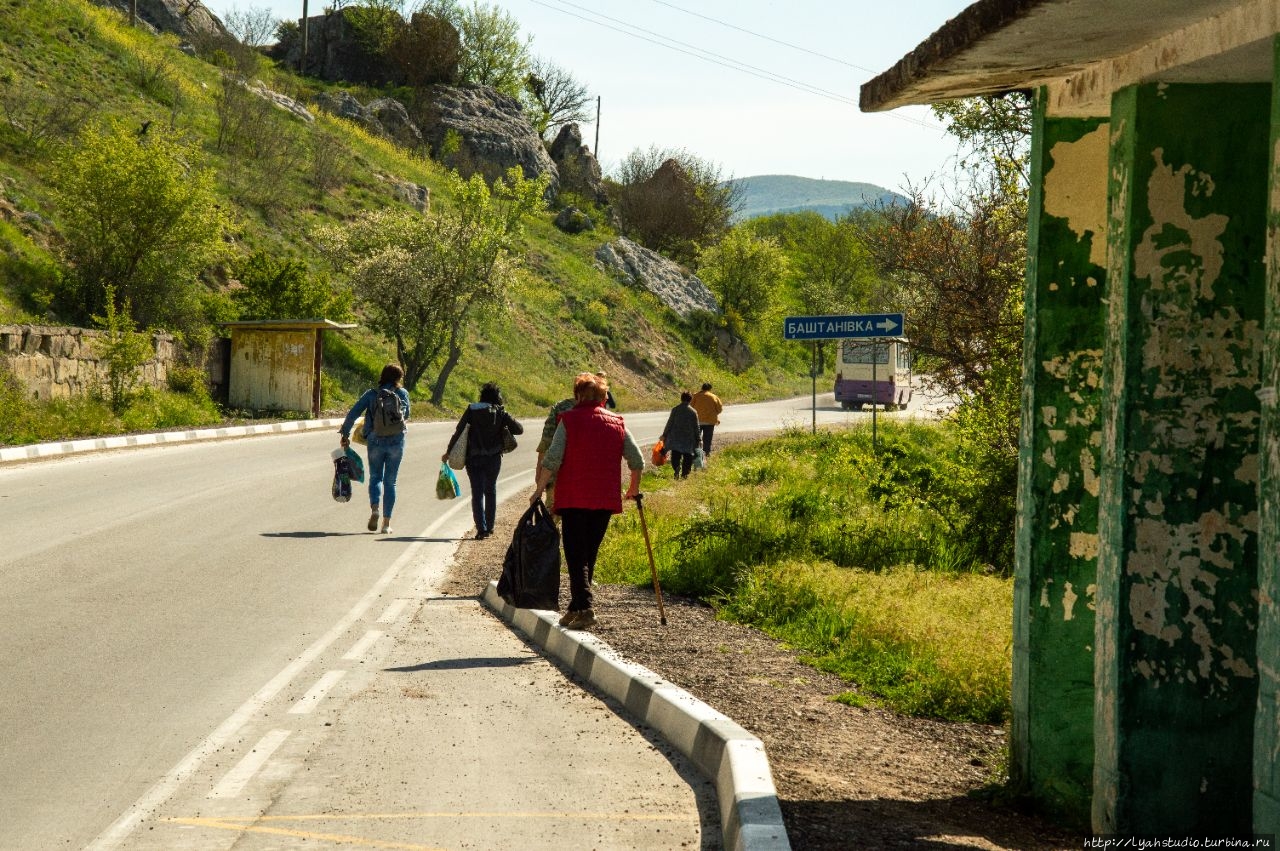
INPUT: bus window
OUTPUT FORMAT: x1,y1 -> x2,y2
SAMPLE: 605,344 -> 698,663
841,340 -> 889,365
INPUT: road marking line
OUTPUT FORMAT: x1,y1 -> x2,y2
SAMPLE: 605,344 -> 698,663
288,670 -> 347,715
342,629 -> 384,661
208,730 -> 291,799
167,816 -> 446,850
377,598 -> 412,623
87,497 -> 476,851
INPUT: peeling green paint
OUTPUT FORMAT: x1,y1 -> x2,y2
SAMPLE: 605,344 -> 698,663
1012,95 -> 1108,824
1096,82 -> 1265,836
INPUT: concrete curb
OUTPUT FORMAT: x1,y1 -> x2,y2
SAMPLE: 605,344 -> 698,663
0,418 -> 347,464
481,581 -> 792,851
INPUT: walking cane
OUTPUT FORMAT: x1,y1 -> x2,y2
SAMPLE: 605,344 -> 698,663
632,493 -> 668,626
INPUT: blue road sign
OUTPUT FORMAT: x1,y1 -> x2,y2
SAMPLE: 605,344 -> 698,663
783,313 -> 905,340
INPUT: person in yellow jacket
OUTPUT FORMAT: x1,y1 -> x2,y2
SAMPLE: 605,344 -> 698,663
689,382 -> 723,457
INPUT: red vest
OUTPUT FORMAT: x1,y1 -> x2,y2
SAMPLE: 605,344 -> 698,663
553,401 -> 627,513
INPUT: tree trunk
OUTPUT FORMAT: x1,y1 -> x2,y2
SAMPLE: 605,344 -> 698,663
429,320 -> 464,405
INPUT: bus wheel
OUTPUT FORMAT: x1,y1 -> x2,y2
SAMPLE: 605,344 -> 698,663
841,401 -> 854,411
852,403 -> 864,412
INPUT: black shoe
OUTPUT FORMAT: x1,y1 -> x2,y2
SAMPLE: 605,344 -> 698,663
475,529 -> 490,540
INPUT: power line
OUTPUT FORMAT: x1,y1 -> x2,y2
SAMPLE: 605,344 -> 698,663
643,0 -> 879,75
525,0 -> 945,133
532,0 -> 859,107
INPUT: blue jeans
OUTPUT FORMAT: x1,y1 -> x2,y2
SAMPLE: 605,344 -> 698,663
465,452 -> 502,534
366,434 -> 405,518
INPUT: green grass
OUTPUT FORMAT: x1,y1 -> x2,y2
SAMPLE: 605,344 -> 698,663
0,378 -> 222,445
593,423 -> 1014,724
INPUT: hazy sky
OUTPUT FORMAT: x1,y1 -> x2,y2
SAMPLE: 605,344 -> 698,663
198,0 -> 976,191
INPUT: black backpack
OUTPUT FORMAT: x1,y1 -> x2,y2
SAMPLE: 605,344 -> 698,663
370,388 -> 406,436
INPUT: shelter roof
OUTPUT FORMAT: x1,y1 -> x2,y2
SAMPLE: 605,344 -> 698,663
861,0 -> 1276,116
220,319 -> 357,332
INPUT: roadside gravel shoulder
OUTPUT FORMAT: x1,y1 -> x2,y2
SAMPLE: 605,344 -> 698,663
437,449 -> 1081,850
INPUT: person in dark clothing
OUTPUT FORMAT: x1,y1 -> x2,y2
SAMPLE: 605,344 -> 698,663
443,382 -> 523,540
660,391 -> 701,479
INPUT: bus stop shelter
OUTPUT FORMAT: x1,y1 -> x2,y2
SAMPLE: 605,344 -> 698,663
221,319 -> 356,417
863,0 -> 1280,837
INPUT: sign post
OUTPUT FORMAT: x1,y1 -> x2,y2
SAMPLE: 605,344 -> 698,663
783,313 -> 906,447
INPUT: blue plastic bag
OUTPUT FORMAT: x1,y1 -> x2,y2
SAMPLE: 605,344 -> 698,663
436,463 -> 461,500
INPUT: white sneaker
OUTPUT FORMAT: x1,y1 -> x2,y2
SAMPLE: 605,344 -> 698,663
380,519 -> 392,534
367,511 -> 379,532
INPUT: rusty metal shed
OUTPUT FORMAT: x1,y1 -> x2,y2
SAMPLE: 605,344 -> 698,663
221,319 -> 356,417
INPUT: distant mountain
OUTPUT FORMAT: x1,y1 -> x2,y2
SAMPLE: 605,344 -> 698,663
727,175 -> 907,222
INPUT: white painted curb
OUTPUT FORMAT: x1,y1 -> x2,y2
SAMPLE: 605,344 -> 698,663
482,581 -> 792,851
0,418 -> 347,464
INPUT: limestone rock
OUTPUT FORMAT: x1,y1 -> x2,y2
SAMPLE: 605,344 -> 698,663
90,0 -> 226,39
549,123 -> 607,205
554,206 -> 594,234
247,81 -> 313,123
415,85 -> 558,200
594,237 -> 718,319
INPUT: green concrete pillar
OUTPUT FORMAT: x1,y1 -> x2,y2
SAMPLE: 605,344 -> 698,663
1012,91 -> 1109,824
1095,83 -> 1266,835
1254,35 -> 1280,835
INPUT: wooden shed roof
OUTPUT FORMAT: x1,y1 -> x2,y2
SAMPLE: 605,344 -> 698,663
220,319 -> 357,331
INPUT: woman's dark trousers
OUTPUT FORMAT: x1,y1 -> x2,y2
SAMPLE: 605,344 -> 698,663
670,451 -> 693,478
465,453 -> 502,535
559,508 -> 612,612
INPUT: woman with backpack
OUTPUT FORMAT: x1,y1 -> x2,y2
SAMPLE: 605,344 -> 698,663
443,382 -> 523,540
339,363 -> 410,535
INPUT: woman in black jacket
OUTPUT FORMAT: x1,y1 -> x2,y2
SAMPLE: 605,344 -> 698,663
443,382 -> 523,539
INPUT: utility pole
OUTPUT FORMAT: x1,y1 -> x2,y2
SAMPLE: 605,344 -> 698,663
593,96 -> 600,159
301,0 -> 310,74
129,0 -> 137,26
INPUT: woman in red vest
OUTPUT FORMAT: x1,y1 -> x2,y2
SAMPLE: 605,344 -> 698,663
531,372 -> 643,630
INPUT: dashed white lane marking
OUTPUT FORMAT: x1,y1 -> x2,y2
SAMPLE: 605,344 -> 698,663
377,598 -> 412,623
208,730 -> 292,799
288,670 -> 347,715
84,490 -> 488,851
342,629 -> 384,661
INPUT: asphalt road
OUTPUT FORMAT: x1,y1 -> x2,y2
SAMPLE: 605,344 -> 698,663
0,390 -> 938,850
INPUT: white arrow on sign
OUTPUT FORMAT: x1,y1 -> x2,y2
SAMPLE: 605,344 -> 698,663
875,317 -> 899,332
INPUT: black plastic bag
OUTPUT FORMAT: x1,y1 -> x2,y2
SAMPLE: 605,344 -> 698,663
497,499 -> 561,610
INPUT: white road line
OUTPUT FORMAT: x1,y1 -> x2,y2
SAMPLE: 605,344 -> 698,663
377,598 -> 412,623
207,730 -> 292,799
341,630 -> 384,661
287,670 -> 347,715
86,495 -> 478,851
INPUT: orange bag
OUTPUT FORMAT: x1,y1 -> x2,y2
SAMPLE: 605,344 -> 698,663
651,438 -> 668,467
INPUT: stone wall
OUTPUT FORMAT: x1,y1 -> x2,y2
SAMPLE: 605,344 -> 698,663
0,325 -> 177,400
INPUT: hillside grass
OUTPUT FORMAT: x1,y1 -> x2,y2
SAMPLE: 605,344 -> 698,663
0,0 -> 812,438
593,423 -> 1014,725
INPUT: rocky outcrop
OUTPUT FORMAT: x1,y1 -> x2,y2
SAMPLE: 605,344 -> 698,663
594,238 -> 718,319
415,85 -> 558,199
248,81 -> 313,123
315,92 -> 424,150
367,98 -> 425,150
549,123 -> 606,205
90,0 -> 226,39
273,8 -> 458,88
